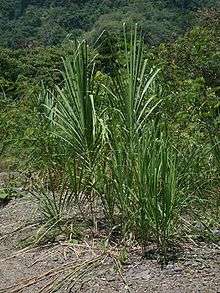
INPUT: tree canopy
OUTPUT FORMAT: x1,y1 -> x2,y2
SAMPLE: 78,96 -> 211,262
0,0 -> 219,48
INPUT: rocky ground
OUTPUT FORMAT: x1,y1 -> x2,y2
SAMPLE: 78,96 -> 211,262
0,195 -> 219,293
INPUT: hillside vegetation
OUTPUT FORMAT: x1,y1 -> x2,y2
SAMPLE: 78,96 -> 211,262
0,1 -> 219,290
0,0 -> 219,47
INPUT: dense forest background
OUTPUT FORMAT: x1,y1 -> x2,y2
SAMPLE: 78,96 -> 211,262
0,0 -> 219,48
0,0 -> 219,98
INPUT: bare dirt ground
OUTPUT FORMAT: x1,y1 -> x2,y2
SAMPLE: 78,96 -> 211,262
0,196 -> 219,293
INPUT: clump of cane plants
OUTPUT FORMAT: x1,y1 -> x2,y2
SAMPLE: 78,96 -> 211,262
26,25 -> 219,262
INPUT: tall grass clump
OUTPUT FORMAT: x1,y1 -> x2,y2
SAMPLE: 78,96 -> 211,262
100,25 -> 183,256
36,26 -> 185,255
39,39 -> 108,229
49,40 -> 103,164
27,25 -> 218,259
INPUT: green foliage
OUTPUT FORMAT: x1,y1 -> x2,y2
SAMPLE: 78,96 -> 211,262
0,46 -> 63,98
146,19 -> 219,153
0,22 -> 219,260
100,27 -> 183,254
0,0 -> 218,48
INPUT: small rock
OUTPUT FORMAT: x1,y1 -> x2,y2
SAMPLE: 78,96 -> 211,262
166,264 -> 175,270
165,264 -> 182,273
135,270 -> 151,280
174,266 -> 183,273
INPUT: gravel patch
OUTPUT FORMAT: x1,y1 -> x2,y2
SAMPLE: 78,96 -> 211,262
0,197 -> 219,292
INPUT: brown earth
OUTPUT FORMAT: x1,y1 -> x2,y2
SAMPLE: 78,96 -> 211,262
0,196 -> 219,293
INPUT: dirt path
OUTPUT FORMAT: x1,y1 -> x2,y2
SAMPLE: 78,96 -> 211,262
0,197 -> 219,292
